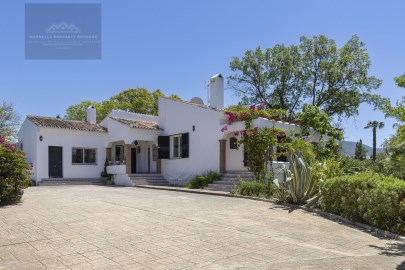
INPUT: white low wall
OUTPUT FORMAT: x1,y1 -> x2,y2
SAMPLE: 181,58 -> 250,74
107,165 -> 133,186
107,165 -> 126,175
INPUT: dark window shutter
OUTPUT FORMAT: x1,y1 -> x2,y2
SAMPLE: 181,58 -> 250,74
181,133 -> 189,158
158,136 -> 170,159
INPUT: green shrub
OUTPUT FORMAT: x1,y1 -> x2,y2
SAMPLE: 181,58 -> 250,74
0,136 -> 31,206
232,180 -> 275,199
321,173 -> 405,235
186,171 -> 221,189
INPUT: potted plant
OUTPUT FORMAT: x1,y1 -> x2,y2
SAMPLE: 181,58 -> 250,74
101,158 -> 109,184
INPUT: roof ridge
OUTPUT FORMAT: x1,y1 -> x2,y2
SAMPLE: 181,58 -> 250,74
26,115 -> 107,133
110,109 -> 158,117
27,115 -> 100,124
109,116 -> 158,124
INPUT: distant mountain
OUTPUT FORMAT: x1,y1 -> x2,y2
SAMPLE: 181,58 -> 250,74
340,141 -> 384,157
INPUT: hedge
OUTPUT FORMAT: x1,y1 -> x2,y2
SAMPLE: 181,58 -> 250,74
321,173 -> 405,235
232,180 -> 275,199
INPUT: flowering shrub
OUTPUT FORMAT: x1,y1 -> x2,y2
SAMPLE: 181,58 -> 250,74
223,105 -> 289,128
0,135 -> 30,206
223,105 -> 287,181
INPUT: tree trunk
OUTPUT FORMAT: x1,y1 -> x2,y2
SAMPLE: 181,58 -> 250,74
373,127 -> 377,161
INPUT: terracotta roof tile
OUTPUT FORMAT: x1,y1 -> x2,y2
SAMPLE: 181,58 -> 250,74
110,117 -> 162,131
27,115 -> 107,133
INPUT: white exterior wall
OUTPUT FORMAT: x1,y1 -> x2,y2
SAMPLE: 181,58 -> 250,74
225,133 -> 246,171
17,119 -> 39,180
158,98 -> 223,183
35,128 -> 107,181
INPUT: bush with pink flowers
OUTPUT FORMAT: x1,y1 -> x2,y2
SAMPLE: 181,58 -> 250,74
222,105 -> 287,181
0,135 -> 30,206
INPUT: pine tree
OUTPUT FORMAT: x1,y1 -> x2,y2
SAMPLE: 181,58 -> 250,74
354,139 -> 367,160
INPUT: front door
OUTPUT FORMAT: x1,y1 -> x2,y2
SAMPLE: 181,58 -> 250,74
49,146 -> 63,178
131,148 -> 137,173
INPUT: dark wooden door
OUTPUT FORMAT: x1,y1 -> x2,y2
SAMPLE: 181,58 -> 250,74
131,148 -> 137,173
49,146 -> 63,178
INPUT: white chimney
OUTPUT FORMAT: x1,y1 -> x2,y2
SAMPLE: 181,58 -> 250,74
209,73 -> 224,109
86,106 -> 97,124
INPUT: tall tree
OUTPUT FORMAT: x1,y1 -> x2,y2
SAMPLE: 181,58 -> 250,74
65,100 -> 98,121
0,101 -> 20,140
65,89 -> 182,122
354,139 -> 367,160
228,35 -> 383,119
364,121 -> 384,161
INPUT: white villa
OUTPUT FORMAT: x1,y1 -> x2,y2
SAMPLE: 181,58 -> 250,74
18,74 -> 324,187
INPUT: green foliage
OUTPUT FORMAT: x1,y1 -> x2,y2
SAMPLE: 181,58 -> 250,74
321,173 -> 405,235
296,105 -> 343,160
354,139 -> 367,160
0,135 -> 31,206
311,158 -> 343,181
228,35 -> 383,119
186,171 -> 221,189
65,89 -> 182,122
223,106 -> 287,181
395,73 -> 405,88
0,101 -> 20,140
232,180 -> 275,199
273,151 -> 319,206
240,126 -> 285,181
381,126 -> 405,179
65,100 -> 98,122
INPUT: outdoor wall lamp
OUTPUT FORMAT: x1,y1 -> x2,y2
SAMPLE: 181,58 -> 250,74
39,135 -> 43,141
192,125 -> 195,132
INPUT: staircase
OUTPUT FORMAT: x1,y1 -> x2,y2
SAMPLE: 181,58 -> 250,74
129,174 -> 169,186
205,171 -> 255,192
39,178 -> 103,186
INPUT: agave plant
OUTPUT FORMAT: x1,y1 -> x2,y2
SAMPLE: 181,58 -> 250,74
273,151 -> 319,206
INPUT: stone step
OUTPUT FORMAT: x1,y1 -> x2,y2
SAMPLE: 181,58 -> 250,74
221,176 -> 255,180
133,179 -> 168,184
204,172 -> 255,192
134,182 -> 169,186
39,178 -> 103,186
225,171 -> 254,174
130,174 -> 169,186
130,176 -> 166,180
128,174 -> 162,177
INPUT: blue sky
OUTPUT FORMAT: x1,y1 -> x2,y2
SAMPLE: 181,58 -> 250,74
1,0 -> 404,147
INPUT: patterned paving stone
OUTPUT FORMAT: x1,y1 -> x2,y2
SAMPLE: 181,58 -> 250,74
0,185 -> 404,269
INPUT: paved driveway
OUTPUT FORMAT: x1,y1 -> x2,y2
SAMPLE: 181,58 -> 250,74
0,186 -> 404,270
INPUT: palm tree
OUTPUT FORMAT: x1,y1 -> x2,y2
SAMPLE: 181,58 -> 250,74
364,121 -> 384,161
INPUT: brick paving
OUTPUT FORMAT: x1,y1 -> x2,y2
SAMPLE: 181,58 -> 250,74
0,185 -> 404,269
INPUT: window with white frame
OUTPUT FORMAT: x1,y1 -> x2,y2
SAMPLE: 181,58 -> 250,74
72,147 -> 97,165
170,134 -> 182,159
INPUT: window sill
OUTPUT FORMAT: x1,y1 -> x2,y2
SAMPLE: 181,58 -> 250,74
72,163 -> 98,166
